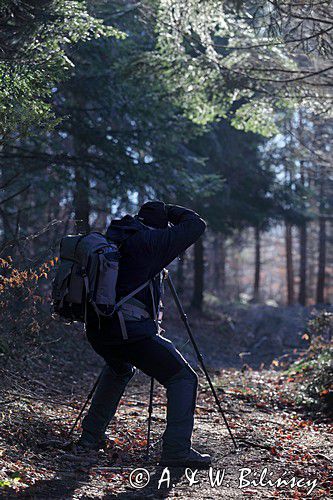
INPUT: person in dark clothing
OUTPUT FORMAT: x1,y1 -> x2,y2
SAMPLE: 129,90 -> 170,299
79,201 -> 211,467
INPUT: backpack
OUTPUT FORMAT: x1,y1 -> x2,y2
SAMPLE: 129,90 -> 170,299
51,232 -> 151,337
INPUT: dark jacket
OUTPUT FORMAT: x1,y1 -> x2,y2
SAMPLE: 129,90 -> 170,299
86,205 -> 206,343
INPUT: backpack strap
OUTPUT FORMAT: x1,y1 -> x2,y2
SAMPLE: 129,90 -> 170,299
114,279 -> 151,312
88,279 -> 151,339
83,274 -> 90,325
88,278 -> 157,339
114,279 -> 152,340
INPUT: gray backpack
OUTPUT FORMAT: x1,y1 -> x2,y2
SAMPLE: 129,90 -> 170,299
52,232 -> 151,338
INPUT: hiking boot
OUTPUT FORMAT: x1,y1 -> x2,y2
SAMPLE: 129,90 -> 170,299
159,448 -> 211,469
76,430 -> 107,451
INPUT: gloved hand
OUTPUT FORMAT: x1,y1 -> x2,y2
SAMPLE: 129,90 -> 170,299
165,204 -> 194,225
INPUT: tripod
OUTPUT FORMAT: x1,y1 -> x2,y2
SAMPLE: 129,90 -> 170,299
70,271 -> 237,453
145,270 -> 237,455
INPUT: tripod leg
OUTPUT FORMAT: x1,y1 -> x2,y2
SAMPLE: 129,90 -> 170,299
68,370 -> 103,438
146,377 -> 155,458
165,271 -> 238,450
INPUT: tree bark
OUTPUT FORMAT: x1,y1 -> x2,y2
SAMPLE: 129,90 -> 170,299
191,236 -> 204,310
253,225 -> 261,302
285,221 -> 294,305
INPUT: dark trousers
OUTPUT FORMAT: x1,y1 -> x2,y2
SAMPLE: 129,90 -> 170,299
82,332 -> 198,457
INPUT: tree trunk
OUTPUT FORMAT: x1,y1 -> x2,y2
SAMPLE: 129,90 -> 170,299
213,233 -> 220,291
316,170 -> 327,304
298,160 -> 307,306
285,221 -> 294,305
74,166 -> 90,234
298,222 -> 307,306
0,207 -> 13,257
307,221 -> 316,304
316,217 -> 326,304
191,236 -> 204,310
253,225 -> 261,302
220,237 -> 226,295
71,91 -> 90,235
307,173 -> 317,303
0,163 -> 15,257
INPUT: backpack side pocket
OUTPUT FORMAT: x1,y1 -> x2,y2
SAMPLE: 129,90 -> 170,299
95,250 -> 119,305
68,263 -> 85,304
52,260 -> 73,303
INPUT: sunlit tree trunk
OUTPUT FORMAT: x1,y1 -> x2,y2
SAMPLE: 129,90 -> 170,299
298,161 -> 307,306
191,236 -> 204,310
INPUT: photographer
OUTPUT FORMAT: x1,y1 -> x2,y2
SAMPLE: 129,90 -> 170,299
79,201 -> 211,468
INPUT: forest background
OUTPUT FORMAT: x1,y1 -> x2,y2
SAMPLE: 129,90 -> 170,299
0,1 -> 332,497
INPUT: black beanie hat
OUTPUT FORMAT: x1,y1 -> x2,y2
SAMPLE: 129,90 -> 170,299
137,201 -> 168,229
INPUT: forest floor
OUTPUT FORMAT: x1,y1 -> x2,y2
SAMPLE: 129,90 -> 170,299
0,308 -> 332,499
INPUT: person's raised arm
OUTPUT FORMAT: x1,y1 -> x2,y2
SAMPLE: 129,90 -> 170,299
146,204 -> 206,277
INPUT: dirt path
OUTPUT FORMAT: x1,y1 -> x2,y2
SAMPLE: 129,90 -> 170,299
0,322 -> 332,499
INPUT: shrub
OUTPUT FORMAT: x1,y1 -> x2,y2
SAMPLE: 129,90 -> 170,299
285,310 -> 333,415
0,257 -> 55,361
